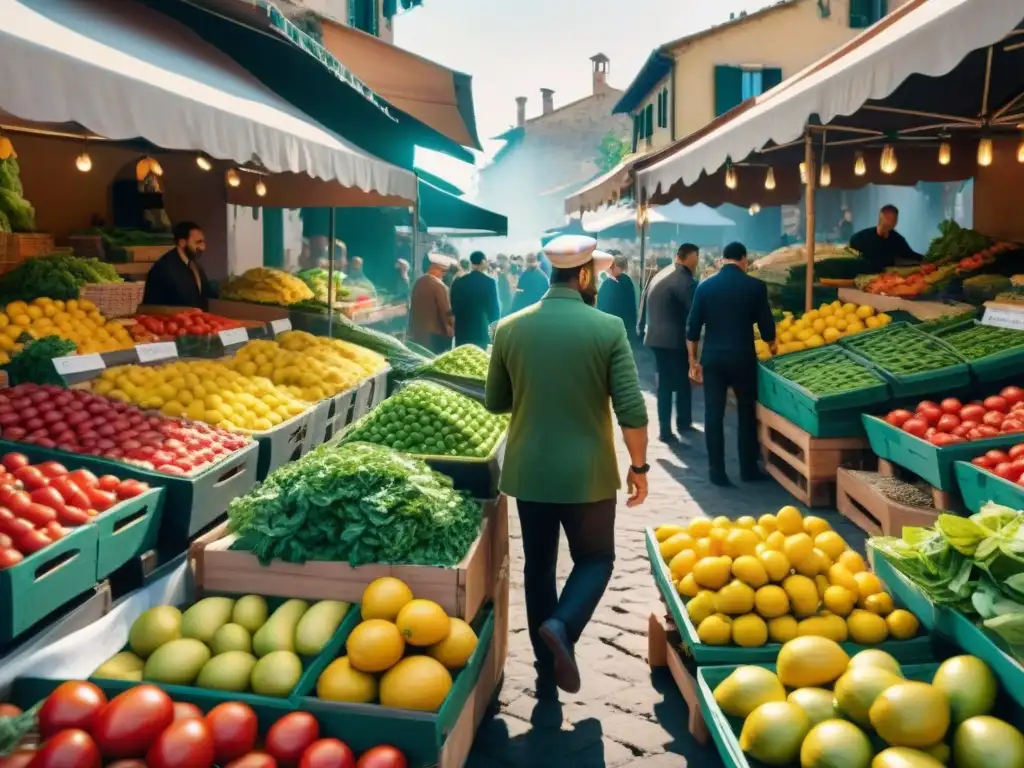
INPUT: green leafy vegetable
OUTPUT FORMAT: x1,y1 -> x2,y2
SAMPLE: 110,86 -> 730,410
5,335 -> 77,386
0,253 -> 122,303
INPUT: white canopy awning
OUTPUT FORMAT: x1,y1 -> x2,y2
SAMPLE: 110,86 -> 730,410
582,201 -> 735,232
639,0 -> 1024,199
0,0 -> 417,202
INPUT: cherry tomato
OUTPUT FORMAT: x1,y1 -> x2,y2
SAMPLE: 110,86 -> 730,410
205,702 -> 258,763
936,413 -> 960,433
93,685 -> 174,758
22,500 -> 58,526
66,469 -> 99,490
0,490 -> 33,518
146,718 -> 215,768
97,475 -> 121,492
917,405 -> 942,426
994,462 -> 1023,482
226,753 -> 279,768
985,395 -> 1010,413
115,480 -> 148,499
960,404 -> 987,422
902,418 -> 929,438
355,746 -> 408,768
940,397 -> 963,414
885,409 -> 913,428
265,712 -> 320,767
984,410 -> 1006,428
50,478 -> 91,510
299,739 -> 355,768
172,702 -> 204,722
27,729 -> 101,768
1002,386 -> 1024,406
84,488 -> 116,513
1,453 -> 29,472
16,529 -> 51,555
1009,444 -> 1024,461
14,467 -> 47,491
37,462 -> 68,478
0,508 -> 31,538
0,548 -> 22,570
38,681 -> 107,738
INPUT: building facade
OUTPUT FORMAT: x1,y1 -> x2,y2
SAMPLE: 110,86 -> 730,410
283,0 -> 423,43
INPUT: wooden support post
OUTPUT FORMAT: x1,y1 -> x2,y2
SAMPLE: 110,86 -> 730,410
804,130 -> 817,313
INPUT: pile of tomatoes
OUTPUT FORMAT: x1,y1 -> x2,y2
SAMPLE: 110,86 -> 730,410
883,386 -> 1024,447
0,682 -> 408,768
130,310 -> 246,342
969,443 -> 1024,485
0,453 -> 147,570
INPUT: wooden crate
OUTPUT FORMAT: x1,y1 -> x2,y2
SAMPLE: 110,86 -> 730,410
648,612 -> 709,746
124,245 -> 168,262
0,233 -> 54,273
836,467 -> 941,537
758,404 -> 872,507
67,234 -> 105,259
877,458 -> 963,512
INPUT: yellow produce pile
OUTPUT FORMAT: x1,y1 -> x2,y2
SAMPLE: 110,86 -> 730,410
276,330 -> 387,376
714,642 -> 1024,768
221,267 -> 314,306
755,301 -> 893,361
316,577 -> 479,713
0,297 -> 133,363
93,359 -> 309,432
655,506 -> 920,647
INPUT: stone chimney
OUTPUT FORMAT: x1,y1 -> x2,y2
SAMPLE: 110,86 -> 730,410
591,53 -> 610,94
541,88 -> 554,115
515,96 -> 527,128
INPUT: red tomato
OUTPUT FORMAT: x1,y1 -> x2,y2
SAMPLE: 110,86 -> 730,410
0,749 -> 37,768
929,432 -> 955,447
298,739 -> 355,768
172,702 -> 204,722
936,413 -> 960,433
985,396 -> 1009,413
15,529 -> 51,555
49,478 -> 90,511
67,469 -> 99,490
44,522 -> 68,541
940,398 -> 963,414
93,685 -> 175,758
1009,444 -> 1024,460
205,702 -> 258,763
985,450 -> 1010,464
0,703 -> 22,717
24,730 -> 99,768
902,418 -> 929,438
960,404 -> 986,423
994,461 -> 1021,480
265,713 -> 320,767
146,718 -> 215,768
37,462 -> 68,478
1,453 -> 29,472
97,475 -> 122,493
0,548 -> 22,570
978,425 -> 1001,438
355,746 -> 408,768
105,762 -> 148,768
984,411 -> 1006,428
30,487 -> 66,513
885,409 -> 914,428
916,400 -> 939,412
38,681 -> 107,738
14,467 -> 47,492
19,502 -> 56,527
84,488 -> 116,513
1001,386 -> 1024,405
0,510 -> 31,538
115,480 -> 147,499
917,406 -> 942,426
226,754 -> 279,768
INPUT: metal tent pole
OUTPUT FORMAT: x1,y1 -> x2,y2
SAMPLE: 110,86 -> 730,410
412,177 -> 421,279
327,207 -> 336,337
804,130 -> 817,313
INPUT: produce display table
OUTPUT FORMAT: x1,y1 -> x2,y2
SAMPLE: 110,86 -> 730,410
647,612 -> 710,746
837,287 -> 974,321
836,467 -> 940,536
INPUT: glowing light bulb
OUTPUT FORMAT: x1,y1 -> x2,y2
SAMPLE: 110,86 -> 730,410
196,155 -> 212,171
764,167 -> 776,191
880,144 -> 898,174
135,157 -> 152,181
725,166 -> 738,190
149,158 -> 163,177
75,152 -> 92,172
1017,138 -> 1024,164
938,142 -> 951,166
854,152 -> 866,176
226,168 -> 241,188
819,162 -> 832,188
255,179 -> 267,197
749,203 -> 761,216
977,138 -> 993,167
799,162 -> 807,184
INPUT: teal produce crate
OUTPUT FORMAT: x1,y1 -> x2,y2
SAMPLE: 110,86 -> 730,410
870,553 -> 937,632
0,524 -> 99,645
934,606 -> 1024,711
932,319 -> 1024,384
94,486 -> 165,580
645,528 -> 934,665
840,322 -> 971,399
954,459 -> 1024,513
758,348 -> 890,438
0,439 -> 259,554
253,406 -> 319,480
861,416 -> 1021,491
302,605 -> 495,768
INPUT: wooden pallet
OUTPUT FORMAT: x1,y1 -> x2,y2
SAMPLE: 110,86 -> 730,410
836,468 -> 941,537
757,405 -> 872,508
877,458 -> 963,513
648,612 -> 709,746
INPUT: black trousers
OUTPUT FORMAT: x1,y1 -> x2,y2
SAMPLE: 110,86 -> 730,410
703,357 -> 760,478
652,346 -> 692,435
517,499 -> 616,670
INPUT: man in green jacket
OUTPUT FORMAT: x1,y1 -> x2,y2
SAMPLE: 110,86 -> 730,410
485,234 -> 650,696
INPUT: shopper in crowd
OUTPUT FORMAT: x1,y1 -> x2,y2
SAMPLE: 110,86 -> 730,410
344,256 -> 377,299
450,251 -> 500,349
597,254 -> 638,345
143,221 -> 218,310
638,243 -> 699,443
849,204 -> 922,273
486,234 -> 649,696
393,258 -> 411,306
409,253 -> 455,353
495,254 -> 516,316
510,253 -> 550,313
537,249 -> 553,279
686,241 -> 775,487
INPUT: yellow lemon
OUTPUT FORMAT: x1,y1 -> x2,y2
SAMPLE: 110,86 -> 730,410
768,615 -> 799,644
803,516 -> 831,537
696,614 -> 732,645
856,305 -> 875,319
426,618 -> 478,669
814,531 -> 847,561
711,515 -> 733,530
765,531 -> 786,551
754,585 -> 790,619
806,334 -> 825,348
395,599 -> 451,647
759,550 -> 791,582
655,524 -> 686,542
669,548 -> 699,579
797,615 -> 849,643
735,516 -> 757,530
847,609 -> 888,645
677,573 -> 699,597
776,505 -> 804,535
885,609 -> 920,640
853,572 -> 884,604
758,514 -> 778,532
724,528 -> 761,559
659,533 -> 693,560
687,590 -> 717,625
815,575 -> 832,599
828,563 -> 861,593
823,585 -> 856,616
783,574 -> 820,618
864,592 -> 895,616
694,537 -> 721,558
784,533 -> 814,564
732,555 -> 769,588
316,657 -> 378,703
693,556 -> 733,590
688,518 -> 713,538
379,656 -> 452,712
346,620 -> 405,673
732,614 -> 768,647
838,550 -> 867,574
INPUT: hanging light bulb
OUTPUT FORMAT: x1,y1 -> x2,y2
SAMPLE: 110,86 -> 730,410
135,157 -> 152,181
725,166 -> 738,190
225,168 -> 241,188
977,138 -> 994,167
0,136 -> 14,161
799,162 -> 807,184
854,151 -> 867,176
764,167 -> 776,191
880,144 -> 898,174
75,152 -> 92,173
819,162 -> 832,188
255,178 -> 267,198
938,142 -> 952,166
1017,136 -> 1024,163
196,154 -> 212,171
748,203 -> 761,216
150,158 -> 164,177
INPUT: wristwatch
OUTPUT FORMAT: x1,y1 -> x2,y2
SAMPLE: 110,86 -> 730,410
630,463 -> 650,474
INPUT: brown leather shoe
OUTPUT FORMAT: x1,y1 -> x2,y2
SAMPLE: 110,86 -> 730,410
538,619 -> 580,694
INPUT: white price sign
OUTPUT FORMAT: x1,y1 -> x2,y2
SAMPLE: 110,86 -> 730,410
52,354 -> 106,376
270,319 -> 292,335
136,342 -> 178,364
218,327 -> 249,346
982,307 -> 1024,331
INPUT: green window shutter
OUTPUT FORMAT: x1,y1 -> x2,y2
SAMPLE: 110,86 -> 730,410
714,65 -> 744,116
762,68 -> 783,93
644,104 -> 654,138
849,0 -> 872,27
632,114 -> 641,152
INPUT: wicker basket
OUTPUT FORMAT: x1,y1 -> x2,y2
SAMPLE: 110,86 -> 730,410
79,282 -> 145,318
67,234 -> 105,259
0,233 -> 54,273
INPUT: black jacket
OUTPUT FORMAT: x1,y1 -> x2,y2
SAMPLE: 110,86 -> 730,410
597,274 -> 638,343
686,264 -> 775,365
450,269 -> 500,349
142,249 -> 217,310
638,263 -> 695,350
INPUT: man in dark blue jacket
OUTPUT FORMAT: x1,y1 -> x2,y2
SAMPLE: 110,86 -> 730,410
450,251 -> 500,349
686,242 -> 775,486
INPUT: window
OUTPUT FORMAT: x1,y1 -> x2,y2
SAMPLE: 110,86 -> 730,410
349,0 -> 379,36
741,70 -> 763,101
715,66 -> 783,115
656,88 -> 670,129
850,0 -> 887,28
632,112 -> 643,153
644,104 -> 654,140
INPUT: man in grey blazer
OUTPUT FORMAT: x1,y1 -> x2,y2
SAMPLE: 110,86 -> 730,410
638,243 -> 699,443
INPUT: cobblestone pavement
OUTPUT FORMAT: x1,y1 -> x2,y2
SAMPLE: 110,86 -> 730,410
467,352 -> 867,767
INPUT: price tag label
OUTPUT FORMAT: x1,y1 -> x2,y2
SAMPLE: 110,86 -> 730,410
270,318 -> 292,335
136,342 -> 178,364
218,327 -> 249,346
52,354 -> 106,376
982,307 -> 1024,331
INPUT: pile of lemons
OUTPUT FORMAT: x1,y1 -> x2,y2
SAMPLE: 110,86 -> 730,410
0,297 -> 134,364
757,302 -> 894,360
93,360 -> 310,432
224,338 -> 371,402
275,330 -> 387,377
655,505 -> 920,648
317,577 -> 479,713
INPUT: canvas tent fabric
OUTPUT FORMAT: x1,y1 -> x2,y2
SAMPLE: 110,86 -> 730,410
639,0 -> 1024,199
0,0 -> 416,202
582,201 -> 734,233
418,180 -> 508,236
564,157 -> 637,215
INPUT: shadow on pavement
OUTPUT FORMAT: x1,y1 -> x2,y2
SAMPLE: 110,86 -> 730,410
469,700 -> 610,767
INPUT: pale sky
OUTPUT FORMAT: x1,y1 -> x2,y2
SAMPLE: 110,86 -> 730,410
395,0 -> 775,191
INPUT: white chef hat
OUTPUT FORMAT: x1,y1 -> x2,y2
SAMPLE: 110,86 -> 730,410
543,235 -> 613,273
427,252 -> 458,269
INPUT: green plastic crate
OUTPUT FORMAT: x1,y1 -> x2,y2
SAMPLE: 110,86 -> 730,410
861,416 -> 1022,491
954,459 -> 1024,513
758,348 -> 890,438
645,529 -> 934,665
932,319 -> 1024,384
254,406 -> 319,480
870,554 -> 937,632
840,322 -> 972,398
94,487 -> 166,580
0,524 -> 99,645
